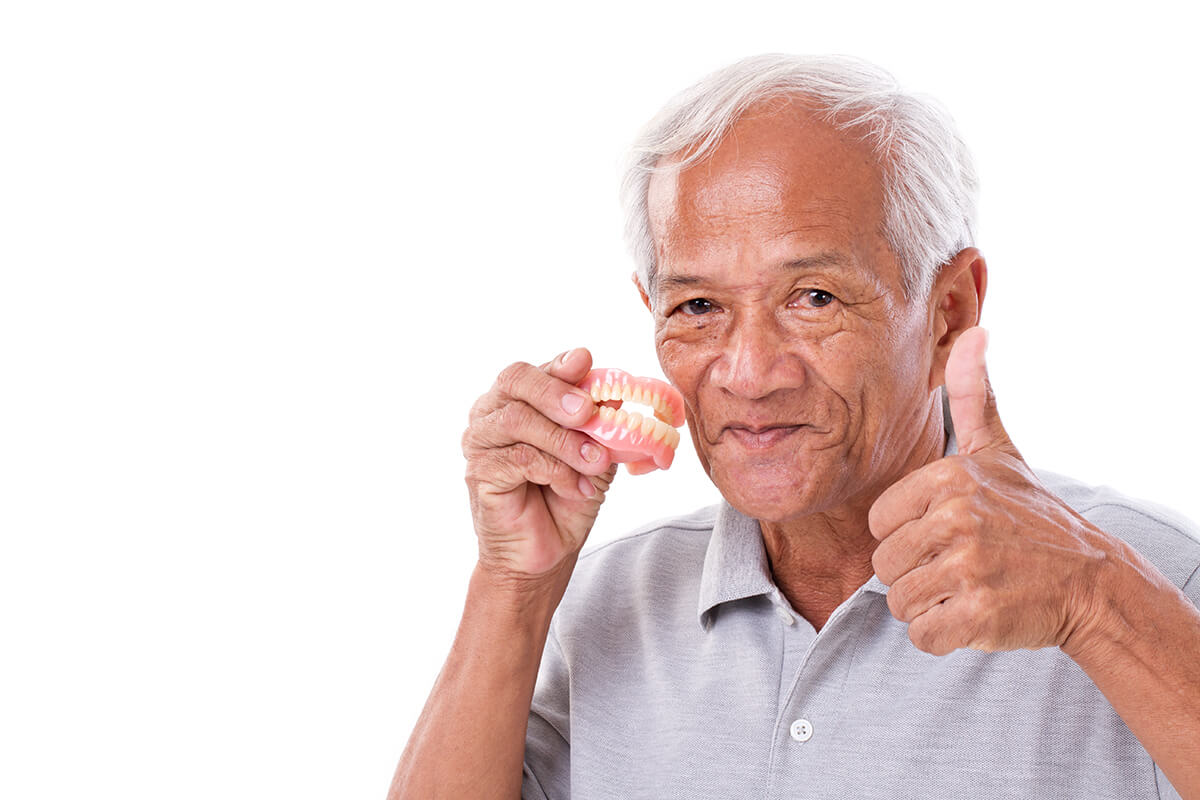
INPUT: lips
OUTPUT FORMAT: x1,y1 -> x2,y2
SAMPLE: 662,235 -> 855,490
714,420 -> 812,451
723,424 -> 804,449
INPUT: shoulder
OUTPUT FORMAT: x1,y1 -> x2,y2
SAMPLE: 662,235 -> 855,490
568,503 -> 719,593
552,504 -> 719,637
1036,467 -> 1200,591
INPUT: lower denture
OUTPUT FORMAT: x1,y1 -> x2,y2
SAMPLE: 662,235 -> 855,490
571,368 -> 686,474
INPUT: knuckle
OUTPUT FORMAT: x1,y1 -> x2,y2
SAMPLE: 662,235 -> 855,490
909,621 -> 934,653
467,392 -> 491,422
961,590 -> 991,621
497,361 -> 532,395
547,424 -> 577,459
509,442 -> 539,470
936,456 -> 980,494
932,499 -> 975,537
871,545 -> 895,585
940,549 -> 972,582
496,401 -> 529,435
866,501 -> 890,538
929,457 -> 960,483
463,451 -> 490,485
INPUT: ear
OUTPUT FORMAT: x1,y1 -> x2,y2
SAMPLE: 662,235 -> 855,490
632,271 -> 652,312
927,247 -> 987,391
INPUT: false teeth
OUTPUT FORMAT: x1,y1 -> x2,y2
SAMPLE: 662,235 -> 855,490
570,368 -> 687,473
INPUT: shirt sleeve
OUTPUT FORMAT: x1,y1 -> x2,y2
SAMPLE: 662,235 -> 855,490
522,621 -> 571,800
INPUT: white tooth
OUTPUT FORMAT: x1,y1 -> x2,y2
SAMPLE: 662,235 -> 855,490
651,392 -> 662,413
598,405 -> 614,420
649,419 -> 667,441
598,385 -> 610,402
640,415 -> 656,437
615,408 -> 628,426
626,411 -> 644,432
590,384 -> 601,401
670,428 -> 681,448
621,384 -> 633,403
632,386 -> 645,405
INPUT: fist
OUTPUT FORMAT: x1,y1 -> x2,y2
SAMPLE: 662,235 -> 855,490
868,328 -> 1112,656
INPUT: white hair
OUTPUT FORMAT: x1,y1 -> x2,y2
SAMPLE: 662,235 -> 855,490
621,54 -> 979,301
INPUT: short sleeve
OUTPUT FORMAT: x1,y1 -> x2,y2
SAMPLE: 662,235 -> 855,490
1182,562 -> 1200,608
522,622 -> 571,800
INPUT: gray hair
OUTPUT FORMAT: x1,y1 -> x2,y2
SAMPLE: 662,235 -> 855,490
621,54 -> 979,302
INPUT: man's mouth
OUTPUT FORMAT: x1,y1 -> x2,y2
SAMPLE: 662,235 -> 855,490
723,424 -> 806,449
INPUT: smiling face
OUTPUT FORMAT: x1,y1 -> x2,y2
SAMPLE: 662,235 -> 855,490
644,100 -> 943,523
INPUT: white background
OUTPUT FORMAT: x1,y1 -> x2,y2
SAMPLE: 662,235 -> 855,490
2,1 -> 1197,798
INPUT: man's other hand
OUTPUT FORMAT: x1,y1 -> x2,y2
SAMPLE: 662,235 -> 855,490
868,328 -> 1114,655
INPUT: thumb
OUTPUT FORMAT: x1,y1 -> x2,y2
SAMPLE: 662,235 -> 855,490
543,347 -> 594,384
945,327 -> 1015,456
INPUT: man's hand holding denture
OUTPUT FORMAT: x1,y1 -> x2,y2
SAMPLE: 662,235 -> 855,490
461,348 -> 616,582
462,347 -> 685,583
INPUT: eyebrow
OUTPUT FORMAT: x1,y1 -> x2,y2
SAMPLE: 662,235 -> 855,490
657,251 -> 850,290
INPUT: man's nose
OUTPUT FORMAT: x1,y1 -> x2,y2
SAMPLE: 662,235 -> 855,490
708,312 -> 799,400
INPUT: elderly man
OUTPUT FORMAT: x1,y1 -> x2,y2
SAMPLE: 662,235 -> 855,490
390,55 -> 1200,799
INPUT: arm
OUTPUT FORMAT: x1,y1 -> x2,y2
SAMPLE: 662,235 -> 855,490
387,349 -> 615,800
387,563 -> 571,800
1063,547 -> 1200,798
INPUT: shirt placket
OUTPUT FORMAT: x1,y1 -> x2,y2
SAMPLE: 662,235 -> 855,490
765,588 -> 872,800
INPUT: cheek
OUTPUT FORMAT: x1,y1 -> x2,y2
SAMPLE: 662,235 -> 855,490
654,323 -> 716,389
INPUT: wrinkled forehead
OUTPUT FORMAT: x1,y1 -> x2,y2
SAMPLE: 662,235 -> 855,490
646,102 -> 888,274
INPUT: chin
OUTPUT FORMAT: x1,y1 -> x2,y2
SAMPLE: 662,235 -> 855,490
708,459 -> 839,524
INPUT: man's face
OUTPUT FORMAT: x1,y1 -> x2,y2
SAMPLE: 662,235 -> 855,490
645,101 -> 940,523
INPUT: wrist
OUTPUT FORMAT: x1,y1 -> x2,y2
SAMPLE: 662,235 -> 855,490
1060,533 -> 1165,663
470,556 -> 576,622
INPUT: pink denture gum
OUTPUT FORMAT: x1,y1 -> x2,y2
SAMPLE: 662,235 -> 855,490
571,368 -> 686,475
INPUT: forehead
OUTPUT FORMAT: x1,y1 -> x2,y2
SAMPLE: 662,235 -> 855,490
646,100 -> 890,281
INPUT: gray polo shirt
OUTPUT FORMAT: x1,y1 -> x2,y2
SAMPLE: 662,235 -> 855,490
522,459 -> 1200,798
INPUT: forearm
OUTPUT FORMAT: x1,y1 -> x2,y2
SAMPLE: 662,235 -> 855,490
1064,544 -> 1200,799
388,561 -> 572,800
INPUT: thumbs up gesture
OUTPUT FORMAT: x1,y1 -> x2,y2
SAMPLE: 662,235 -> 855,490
868,327 -> 1114,655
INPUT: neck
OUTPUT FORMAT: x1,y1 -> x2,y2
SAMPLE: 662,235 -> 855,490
760,401 -> 947,630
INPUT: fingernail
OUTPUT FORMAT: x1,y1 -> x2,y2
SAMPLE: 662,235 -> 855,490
558,348 -> 578,366
561,393 -> 585,414
581,441 -> 601,463
578,474 -> 596,497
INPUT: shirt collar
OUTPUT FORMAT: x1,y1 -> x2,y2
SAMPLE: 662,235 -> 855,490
696,388 -> 957,630
697,502 -> 775,629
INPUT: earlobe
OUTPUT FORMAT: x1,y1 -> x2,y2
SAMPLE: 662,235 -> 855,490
928,248 -> 988,390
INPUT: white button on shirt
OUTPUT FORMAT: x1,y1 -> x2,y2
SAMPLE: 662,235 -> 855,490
790,719 -> 813,743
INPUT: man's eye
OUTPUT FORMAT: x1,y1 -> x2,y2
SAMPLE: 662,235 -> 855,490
676,298 -> 715,315
795,289 -> 836,308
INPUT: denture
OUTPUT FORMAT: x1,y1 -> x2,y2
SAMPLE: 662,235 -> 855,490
572,368 -> 686,474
